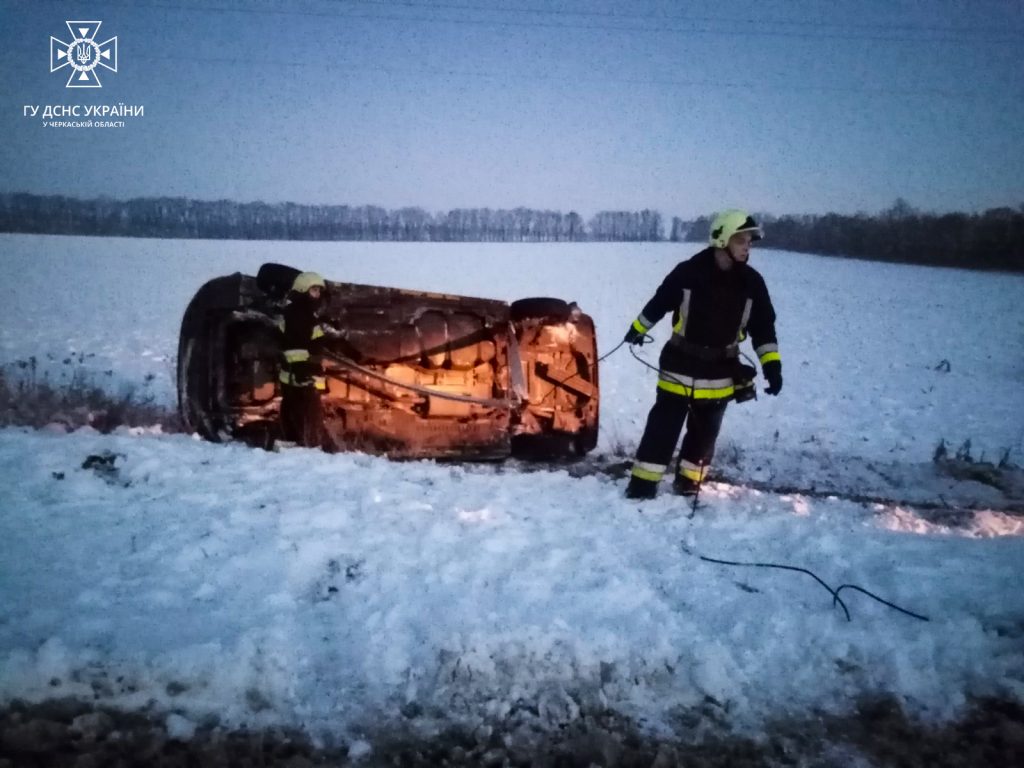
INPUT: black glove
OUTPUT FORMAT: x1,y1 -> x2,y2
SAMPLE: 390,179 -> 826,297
735,362 -> 757,383
624,325 -> 648,346
289,354 -> 325,385
290,361 -> 314,385
763,360 -> 782,396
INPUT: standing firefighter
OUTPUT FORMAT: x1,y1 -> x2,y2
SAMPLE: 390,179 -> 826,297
279,271 -> 331,449
624,210 -> 782,499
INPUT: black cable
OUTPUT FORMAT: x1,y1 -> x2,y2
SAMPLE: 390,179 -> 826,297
739,350 -> 759,401
621,337 -> 928,625
597,339 -> 626,364
697,553 -> 929,623
834,584 -> 930,622
689,459 -> 704,518
323,326 -> 616,408
698,554 -> 851,621
686,477 -> 701,519
535,338 -> 627,404
318,349 -> 511,408
627,337 -> 660,373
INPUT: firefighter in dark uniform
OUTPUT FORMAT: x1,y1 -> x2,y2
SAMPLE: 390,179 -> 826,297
279,271 -> 331,449
624,210 -> 782,499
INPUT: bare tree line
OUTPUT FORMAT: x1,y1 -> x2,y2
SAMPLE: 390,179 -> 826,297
3,194 -> 1019,271
686,199 -> 1024,272
0,194 -> 668,243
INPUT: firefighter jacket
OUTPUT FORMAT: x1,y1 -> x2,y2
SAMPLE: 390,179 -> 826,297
631,247 -> 780,400
279,293 -> 327,390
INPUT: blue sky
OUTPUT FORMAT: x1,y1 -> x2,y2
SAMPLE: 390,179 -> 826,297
1,0 -> 1022,218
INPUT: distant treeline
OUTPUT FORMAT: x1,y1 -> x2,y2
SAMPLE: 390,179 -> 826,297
0,194 -> 671,243
687,200 -> 1024,272
4,194 -> 1020,271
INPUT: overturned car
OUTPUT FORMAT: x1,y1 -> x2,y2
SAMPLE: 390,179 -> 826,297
178,263 -> 599,460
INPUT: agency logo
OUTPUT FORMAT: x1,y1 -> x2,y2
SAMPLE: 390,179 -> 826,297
50,21 -> 118,88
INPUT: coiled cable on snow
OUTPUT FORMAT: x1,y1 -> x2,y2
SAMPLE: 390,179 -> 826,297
695,551 -> 929,623
627,337 -> 928,624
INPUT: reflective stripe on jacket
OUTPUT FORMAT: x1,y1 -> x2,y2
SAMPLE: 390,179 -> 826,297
280,292 -> 326,389
632,248 -> 780,398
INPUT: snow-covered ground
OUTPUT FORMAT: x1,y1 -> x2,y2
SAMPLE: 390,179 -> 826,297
1,234 -> 1022,754
2,234 -> 1022,466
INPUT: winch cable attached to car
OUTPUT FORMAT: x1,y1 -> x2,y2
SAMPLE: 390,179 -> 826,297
597,339 -> 627,363
318,349 -> 513,410
534,339 -> 628,403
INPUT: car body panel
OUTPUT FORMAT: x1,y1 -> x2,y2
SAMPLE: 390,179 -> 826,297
178,264 -> 599,460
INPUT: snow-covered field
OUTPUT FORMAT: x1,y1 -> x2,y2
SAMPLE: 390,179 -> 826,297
2,234 -> 1021,467
1,234 -> 1022,756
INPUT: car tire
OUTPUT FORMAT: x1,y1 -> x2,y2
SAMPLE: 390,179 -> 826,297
509,297 -> 571,322
511,432 -> 576,460
256,263 -> 303,299
177,274 -> 246,439
573,424 -> 599,456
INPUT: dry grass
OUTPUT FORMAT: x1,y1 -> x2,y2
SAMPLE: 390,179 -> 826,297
0,356 -> 181,434
1,694 -> 1022,767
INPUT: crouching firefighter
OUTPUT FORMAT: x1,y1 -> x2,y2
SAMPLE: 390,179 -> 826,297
624,210 -> 782,499
279,271 -> 334,450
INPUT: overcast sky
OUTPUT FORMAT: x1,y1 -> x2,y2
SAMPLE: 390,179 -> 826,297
1,0 -> 1022,218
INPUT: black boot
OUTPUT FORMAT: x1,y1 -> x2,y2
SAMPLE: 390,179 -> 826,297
625,476 -> 658,500
672,475 -> 701,497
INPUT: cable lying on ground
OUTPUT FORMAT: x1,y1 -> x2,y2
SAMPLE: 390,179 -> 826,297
695,551 -> 929,623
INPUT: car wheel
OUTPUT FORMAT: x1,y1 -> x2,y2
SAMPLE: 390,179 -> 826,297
509,297 -> 571,322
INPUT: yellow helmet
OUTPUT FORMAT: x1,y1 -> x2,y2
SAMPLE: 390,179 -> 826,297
709,210 -> 762,249
291,271 -> 326,293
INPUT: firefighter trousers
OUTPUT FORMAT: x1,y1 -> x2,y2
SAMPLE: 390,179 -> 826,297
280,383 -> 328,449
629,388 -> 728,492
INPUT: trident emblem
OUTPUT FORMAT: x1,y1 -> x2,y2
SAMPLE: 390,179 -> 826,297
75,43 -> 93,66
50,21 -> 118,88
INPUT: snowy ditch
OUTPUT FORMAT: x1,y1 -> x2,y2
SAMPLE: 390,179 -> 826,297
1,427 -> 1022,752
1,234 -> 1022,757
